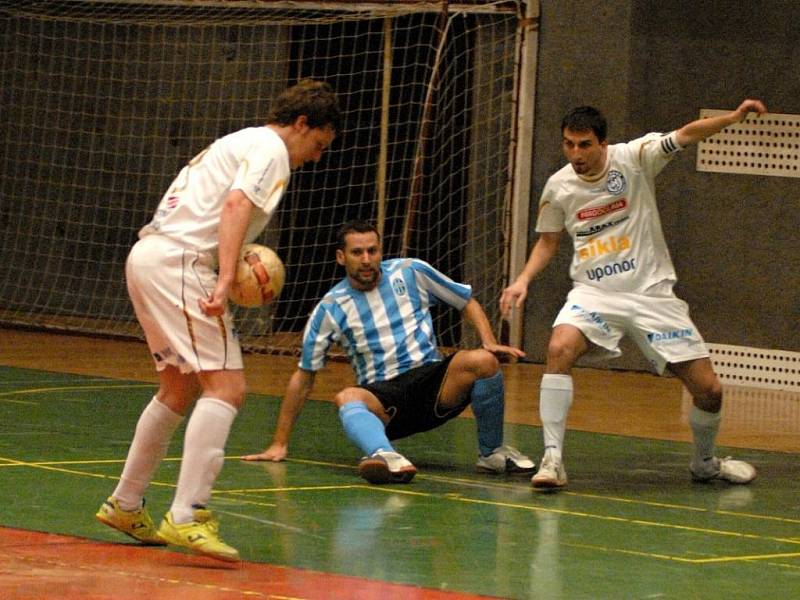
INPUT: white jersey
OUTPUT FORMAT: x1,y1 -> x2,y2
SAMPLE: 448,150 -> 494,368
299,258 -> 472,385
138,126 -> 290,260
536,131 -> 684,294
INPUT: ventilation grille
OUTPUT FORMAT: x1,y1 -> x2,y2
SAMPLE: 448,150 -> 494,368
707,343 -> 800,391
696,110 -> 800,178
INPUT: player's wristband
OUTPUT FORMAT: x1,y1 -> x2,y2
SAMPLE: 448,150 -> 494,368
659,131 -> 683,155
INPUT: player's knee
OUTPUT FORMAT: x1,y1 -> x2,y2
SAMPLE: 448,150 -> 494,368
452,349 -> 499,381
546,338 -> 579,371
334,387 -> 368,408
472,349 -> 500,379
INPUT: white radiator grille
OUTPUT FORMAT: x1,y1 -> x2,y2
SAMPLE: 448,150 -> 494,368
707,343 -> 800,391
696,110 -> 800,178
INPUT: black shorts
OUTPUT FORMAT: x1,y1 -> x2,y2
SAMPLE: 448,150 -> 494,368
360,353 -> 470,440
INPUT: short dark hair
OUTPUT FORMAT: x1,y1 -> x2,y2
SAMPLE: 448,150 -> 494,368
561,106 -> 607,142
336,220 -> 380,250
266,79 -> 342,133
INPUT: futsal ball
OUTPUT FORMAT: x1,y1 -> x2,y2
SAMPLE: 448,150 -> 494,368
229,244 -> 285,307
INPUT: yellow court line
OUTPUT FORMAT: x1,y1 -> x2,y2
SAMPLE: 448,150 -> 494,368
566,491 -> 800,525
453,495 -> 800,547
5,453 -> 800,565
691,551 -> 800,564
563,541 -> 800,565
287,457 -> 800,526
0,455 -> 279,509
243,456 -> 800,526
221,484 -> 365,494
764,559 -> 800,571
0,455 -> 176,490
716,509 -> 800,525
0,384 -> 153,405
221,472 -> 800,550
0,457 -> 182,468
563,541 -> 697,563
0,396 -> 37,405
5,452 -> 797,534
563,490 -> 707,513
209,494 -> 277,510
220,483 -> 431,499
0,455 -> 118,481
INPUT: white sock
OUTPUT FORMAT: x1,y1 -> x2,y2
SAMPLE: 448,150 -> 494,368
113,397 -> 183,511
539,374 -> 573,461
689,405 -> 720,465
169,397 -> 237,524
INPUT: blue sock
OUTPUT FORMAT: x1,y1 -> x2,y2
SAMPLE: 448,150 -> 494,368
339,401 -> 394,456
471,371 -> 504,456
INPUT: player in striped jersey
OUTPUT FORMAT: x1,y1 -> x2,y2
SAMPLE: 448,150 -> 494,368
244,220 -> 535,483
501,100 -> 766,490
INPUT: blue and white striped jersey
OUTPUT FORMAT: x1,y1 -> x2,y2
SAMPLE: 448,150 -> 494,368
299,258 -> 472,385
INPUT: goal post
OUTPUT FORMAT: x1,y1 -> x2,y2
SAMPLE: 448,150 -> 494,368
0,0 -> 537,355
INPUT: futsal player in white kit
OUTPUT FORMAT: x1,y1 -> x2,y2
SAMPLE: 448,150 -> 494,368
501,98 -> 766,489
95,79 -> 340,560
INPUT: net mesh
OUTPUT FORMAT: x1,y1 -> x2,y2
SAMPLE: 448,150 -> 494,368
0,0 -> 524,355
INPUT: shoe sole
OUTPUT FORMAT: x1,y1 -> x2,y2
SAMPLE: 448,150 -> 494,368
691,472 -> 757,485
531,476 -> 567,489
358,458 -> 416,484
95,513 -> 167,546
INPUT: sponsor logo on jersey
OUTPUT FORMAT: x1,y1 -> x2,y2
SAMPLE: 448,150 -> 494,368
254,158 -> 274,193
578,235 -> 631,260
606,170 -> 626,195
576,198 -> 627,221
586,258 -> 637,281
576,215 -> 630,238
647,328 -> 694,344
392,277 -> 407,296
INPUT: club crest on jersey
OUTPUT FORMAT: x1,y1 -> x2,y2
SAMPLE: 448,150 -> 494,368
392,277 -> 407,296
606,170 -> 626,195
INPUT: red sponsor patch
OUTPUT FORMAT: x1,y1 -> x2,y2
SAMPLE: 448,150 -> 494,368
577,198 -> 627,221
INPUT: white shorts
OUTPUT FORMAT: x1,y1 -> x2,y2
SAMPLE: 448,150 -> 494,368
552,283 -> 708,375
126,235 -> 243,374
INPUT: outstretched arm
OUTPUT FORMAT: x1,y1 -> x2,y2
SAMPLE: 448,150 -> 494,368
241,368 -> 317,461
500,230 -> 563,320
461,298 -> 526,360
675,98 -> 767,147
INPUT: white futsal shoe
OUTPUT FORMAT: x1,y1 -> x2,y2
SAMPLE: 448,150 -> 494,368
358,449 -> 417,484
476,445 -> 536,474
691,456 -> 756,484
531,451 -> 568,489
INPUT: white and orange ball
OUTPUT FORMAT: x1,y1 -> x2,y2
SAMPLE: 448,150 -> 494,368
229,244 -> 285,307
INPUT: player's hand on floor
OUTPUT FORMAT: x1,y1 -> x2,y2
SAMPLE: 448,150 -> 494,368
241,443 -> 287,462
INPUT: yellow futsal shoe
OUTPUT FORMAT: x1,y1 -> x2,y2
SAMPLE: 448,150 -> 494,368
157,508 -> 240,562
95,496 -> 166,545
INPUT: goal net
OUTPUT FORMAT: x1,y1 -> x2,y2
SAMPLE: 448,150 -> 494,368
0,0 -> 534,356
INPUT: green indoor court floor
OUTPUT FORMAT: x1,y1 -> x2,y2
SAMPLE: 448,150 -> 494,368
1,364 -> 800,599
